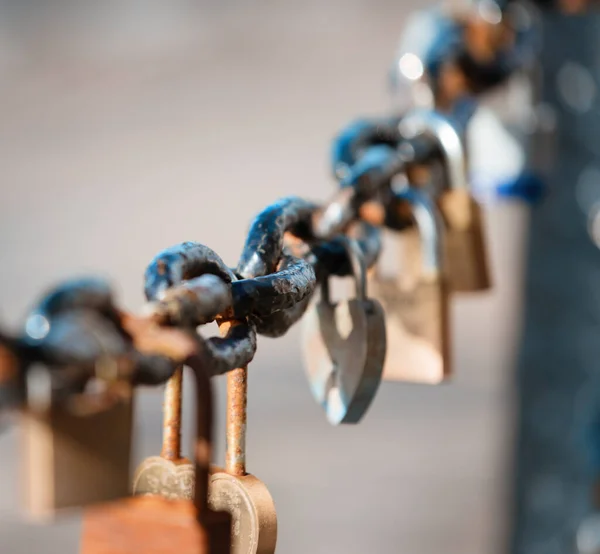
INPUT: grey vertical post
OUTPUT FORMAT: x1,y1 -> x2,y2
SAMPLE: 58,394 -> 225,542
510,11 -> 600,554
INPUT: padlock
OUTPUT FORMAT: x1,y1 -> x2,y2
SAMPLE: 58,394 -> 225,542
132,366 -> 195,499
368,187 -> 450,384
133,266 -> 235,500
301,237 -> 386,425
207,319 -> 278,554
399,108 -> 491,292
20,372 -> 133,519
81,357 -> 231,554
19,313 -> 134,520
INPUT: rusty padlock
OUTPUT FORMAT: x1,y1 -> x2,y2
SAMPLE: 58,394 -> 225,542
132,366 -> 195,500
207,320 -> 278,554
81,355 -> 232,554
133,271 -> 234,500
301,237 -> 386,424
368,187 -> 451,384
133,319 -> 277,554
19,311 -> 134,520
20,364 -> 133,520
399,108 -> 491,292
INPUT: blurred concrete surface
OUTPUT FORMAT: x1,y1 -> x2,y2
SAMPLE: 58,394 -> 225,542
0,1 -> 529,553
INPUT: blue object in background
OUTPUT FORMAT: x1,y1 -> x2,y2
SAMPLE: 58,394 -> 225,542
496,172 -> 546,204
330,118 -> 374,176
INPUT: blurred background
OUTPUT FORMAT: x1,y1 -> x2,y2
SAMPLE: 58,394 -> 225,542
0,1 -> 530,552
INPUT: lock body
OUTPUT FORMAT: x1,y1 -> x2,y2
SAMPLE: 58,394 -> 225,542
401,109 -> 491,293
132,455 -> 195,501
302,295 -> 386,424
439,188 -> 490,292
20,394 -> 133,519
81,497 -> 231,554
80,355 -> 233,554
369,225 -> 450,384
208,469 -> 277,554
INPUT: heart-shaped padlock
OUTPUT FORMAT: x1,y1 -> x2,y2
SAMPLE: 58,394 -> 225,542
302,237 -> 386,425
132,366 -> 195,500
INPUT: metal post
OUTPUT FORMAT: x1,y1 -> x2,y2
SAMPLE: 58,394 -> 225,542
509,10 -> 600,554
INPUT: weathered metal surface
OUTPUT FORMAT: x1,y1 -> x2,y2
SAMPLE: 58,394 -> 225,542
302,237 -> 386,425
81,497 -> 214,554
152,275 -> 233,328
135,250 -> 203,501
307,221 -> 382,279
143,246 -> 260,374
144,229 -> 317,339
369,200 -> 449,384
207,471 -> 277,554
402,108 -> 491,291
231,254 -> 316,337
21,384 -> 134,519
236,196 -> 317,279
132,364 -> 195,500
223,353 -> 247,477
26,277 -> 119,322
206,320 -> 278,554
0,335 -> 19,406
83,350 -> 232,554
145,241 -> 236,301
232,197 -> 318,337
162,366 -> 183,461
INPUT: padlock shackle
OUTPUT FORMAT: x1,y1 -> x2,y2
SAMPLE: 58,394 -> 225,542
184,354 -> 214,519
399,108 -> 468,192
395,188 -> 443,276
161,366 -> 183,461
144,244 -> 233,466
218,320 -> 248,477
343,238 -> 368,301
320,237 -> 367,304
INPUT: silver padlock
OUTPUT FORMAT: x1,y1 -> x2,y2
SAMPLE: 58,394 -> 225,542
301,237 -> 386,425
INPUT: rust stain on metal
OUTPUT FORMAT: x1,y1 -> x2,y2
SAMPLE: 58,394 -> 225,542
161,366 -> 183,461
121,313 -> 197,363
156,259 -> 167,276
218,320 -> 247,477
225,367 -> 247,476
81,496 -> 232,554
358,201 -> 386,226
0,344 -> 17,385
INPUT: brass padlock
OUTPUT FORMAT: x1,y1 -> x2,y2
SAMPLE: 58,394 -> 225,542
132,366 -> 195,500
368,187 -> 450,384
400,108 -> 491,292
133,320 -> 277,554
19,312 -> 134,520
208,320 -> 277,554
20,374 -> 133,519
134,267 -> 234,500
81,356 -> 231,554
302,237 -> 386,424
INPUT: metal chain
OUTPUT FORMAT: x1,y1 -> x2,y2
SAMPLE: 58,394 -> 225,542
0,128 -> 442,405
0,0 -> 536,409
